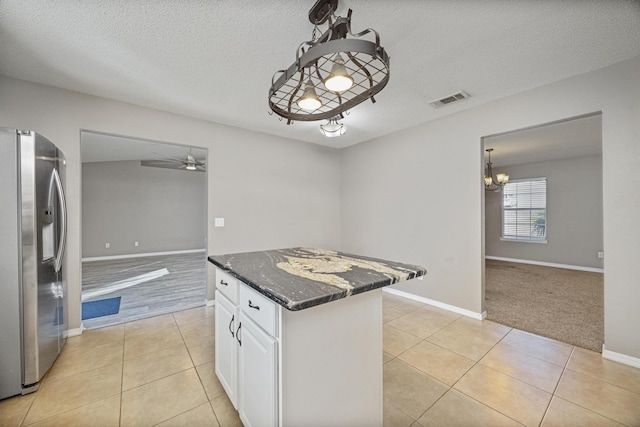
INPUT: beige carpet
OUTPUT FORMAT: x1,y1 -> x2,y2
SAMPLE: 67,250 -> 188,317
485,259 -> 604,352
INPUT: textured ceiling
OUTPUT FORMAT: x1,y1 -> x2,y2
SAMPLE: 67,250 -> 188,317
1,1 -> 639,150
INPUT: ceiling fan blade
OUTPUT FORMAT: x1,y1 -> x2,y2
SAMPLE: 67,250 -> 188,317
143,150 -> 206,172
141,160 -> 184,170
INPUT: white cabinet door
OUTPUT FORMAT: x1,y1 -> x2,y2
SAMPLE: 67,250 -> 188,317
215,291 -> 239,409
238,313 -> 277,427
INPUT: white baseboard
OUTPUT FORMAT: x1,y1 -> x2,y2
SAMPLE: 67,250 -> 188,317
383,288 -> 486,320
82,248 -> 206,262
205,299 -> 216,307
602,345 -> 640,369
485,256 -> 604,273
65,326 -> 83,337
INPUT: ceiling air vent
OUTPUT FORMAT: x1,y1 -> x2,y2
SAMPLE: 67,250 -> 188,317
428,91 -> 470,108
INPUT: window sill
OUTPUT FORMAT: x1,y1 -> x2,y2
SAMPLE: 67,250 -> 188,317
500,238 -> 547,244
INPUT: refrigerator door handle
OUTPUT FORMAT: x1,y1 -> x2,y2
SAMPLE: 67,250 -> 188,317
51,168 -> 67,273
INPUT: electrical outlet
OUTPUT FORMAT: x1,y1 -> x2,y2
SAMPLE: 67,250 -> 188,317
597,251 -> 604,259
105,242 -> 110,249
215,218 -> 225,227
134,241 -> 139,247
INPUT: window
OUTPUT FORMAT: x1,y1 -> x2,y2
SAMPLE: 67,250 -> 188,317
501,178 -> 547,242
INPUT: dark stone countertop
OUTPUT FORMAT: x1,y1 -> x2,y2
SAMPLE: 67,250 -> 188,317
208,247 -> 426,311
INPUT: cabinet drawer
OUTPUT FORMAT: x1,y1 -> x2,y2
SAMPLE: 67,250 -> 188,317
216,268 -> 239,304
240,285 -> 277,337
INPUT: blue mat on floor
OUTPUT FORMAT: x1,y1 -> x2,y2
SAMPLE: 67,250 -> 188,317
82,297 -> 121,320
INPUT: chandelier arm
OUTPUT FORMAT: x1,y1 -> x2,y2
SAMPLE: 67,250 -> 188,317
313,61 -> 325,82
345,51 -> 375,95
296,41 -> 317,68
286,68 -> 306,116
269,69 -> 288,102
345,9 -> 382,49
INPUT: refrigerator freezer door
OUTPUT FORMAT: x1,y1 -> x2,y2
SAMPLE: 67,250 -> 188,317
21,131 -> 66,388
0,129 -> 23,399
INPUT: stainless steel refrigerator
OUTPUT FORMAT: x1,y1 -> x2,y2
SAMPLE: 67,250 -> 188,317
0,128 -> 68,400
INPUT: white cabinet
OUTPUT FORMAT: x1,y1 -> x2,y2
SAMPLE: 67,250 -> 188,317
215,269 -> 278,427
237,313 -> 277,427
214,290 -> 238,408
214,267 -> 383,427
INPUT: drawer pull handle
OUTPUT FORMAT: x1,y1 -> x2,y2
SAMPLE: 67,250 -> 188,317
220,280 -> 228,286
228,315 -> 235,338
236,322 -> 242,346
248,300 -> 260,310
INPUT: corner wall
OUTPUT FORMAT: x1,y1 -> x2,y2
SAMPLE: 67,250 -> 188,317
341,55 -> 640,359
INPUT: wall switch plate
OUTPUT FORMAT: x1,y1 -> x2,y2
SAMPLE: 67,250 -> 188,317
215,218 -> 225,227
134,241 -> 139,247
597,251 -> 604,259
105,242 -> 110,248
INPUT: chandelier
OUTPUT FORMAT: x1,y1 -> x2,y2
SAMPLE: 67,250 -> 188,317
268,0 -> 390,124
484,149 -> 509,192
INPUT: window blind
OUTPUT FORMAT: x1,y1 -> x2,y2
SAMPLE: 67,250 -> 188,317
502,178 -> 546,241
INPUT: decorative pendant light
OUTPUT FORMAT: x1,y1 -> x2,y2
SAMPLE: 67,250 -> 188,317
323,53 -> 354,92
320,116 -> 347,137
269,0 -> 390,124
484,149 -> 510,192
297,80 -> 322,111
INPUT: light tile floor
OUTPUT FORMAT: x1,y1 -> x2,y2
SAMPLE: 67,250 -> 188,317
2,294 -> 640,426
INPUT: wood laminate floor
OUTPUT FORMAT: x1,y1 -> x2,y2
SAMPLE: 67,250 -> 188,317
81,252 -> 207,329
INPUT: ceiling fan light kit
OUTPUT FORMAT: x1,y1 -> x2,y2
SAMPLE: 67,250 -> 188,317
268,0 -> 390,125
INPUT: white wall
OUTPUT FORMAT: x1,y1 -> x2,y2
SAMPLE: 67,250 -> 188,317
0,76 -> 342,331
341,55 -> 640,359
485,155 -> 603,269
82,160 -> 207,257
2,55 -> 638,360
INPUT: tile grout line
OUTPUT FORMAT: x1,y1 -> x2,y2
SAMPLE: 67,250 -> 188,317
552,347 -> 639,426
173,310 -> 225,427
413,326 -> 526,426
442,327 -> 525,426
536,345 -> 575,426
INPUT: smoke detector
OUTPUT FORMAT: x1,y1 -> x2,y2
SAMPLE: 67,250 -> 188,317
428,91 -> 470,108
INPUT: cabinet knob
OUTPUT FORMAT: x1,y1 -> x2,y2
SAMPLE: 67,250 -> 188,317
220,280 -> 228,286
248,300 -> 260,310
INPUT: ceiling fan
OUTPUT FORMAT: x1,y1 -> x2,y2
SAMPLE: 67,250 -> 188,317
140,149 -> 206,172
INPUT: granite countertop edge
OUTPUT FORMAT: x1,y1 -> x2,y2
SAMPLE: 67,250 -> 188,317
208,251 -> 426,311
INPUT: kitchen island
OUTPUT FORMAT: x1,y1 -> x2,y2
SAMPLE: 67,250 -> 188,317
208,247 -> 426,427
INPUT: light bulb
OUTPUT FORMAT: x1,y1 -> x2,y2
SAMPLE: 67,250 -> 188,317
323,54 -> 354,93
297,80 -> 322,111
497,174 -> 509,184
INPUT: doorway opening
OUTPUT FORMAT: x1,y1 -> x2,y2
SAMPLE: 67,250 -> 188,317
80,131 -> 208,329
482,113 -> 604,351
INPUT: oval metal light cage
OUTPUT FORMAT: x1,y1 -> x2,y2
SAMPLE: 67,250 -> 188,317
269,7 -> 390,123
